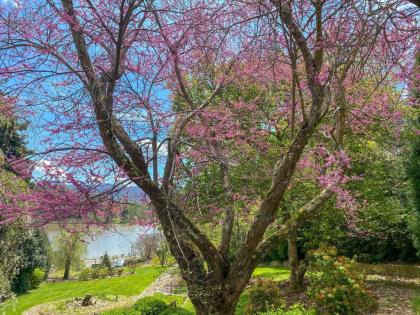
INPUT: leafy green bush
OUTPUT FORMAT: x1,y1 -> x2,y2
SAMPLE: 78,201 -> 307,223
91,267 -> 100,279
29,268 -> 45,288
98,268 -> 109,278
258,303 -> 316,315
123,257 -> 145,266
160,307 -> 193,315
12,269 -> 31,293
263,239 -> 289,262
101,252 -> 113,270
101,307 -> 138,315
307,248 -> 377,315
0,271 -> 13,302
101,295 -> 192,315
116,268 -> 124,277
133,296 -> 169,314
78,268 -> 93,280
246,278 -> 284,314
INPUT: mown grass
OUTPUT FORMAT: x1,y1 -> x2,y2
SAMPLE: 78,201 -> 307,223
234,266 -> 290,314
253,266 -> 290,282
96,267 -> 290,315
358,263 -> 420,279
0,266 -> 166,315
15,264 -> 420,315
411,288 -> 420,314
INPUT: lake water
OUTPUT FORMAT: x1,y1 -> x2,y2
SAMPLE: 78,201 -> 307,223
46,224 -> 147,259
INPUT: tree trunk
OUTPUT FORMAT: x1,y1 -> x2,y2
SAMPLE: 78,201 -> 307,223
288,230 -> 306,291
63,256 -> 71,280
189,289 -> 240,315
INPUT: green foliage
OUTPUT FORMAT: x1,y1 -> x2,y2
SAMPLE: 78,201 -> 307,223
123,257 -> 145,266
412,288 -> 420,315
0,99 -> 31,165
296,132 -> 417,263
307,248 -> 377,315
12,266 -> 46,294
51,232 -> 86,275
132,296 -> 168,314
0,107 -> 35,299
10,228 -> 51,294
246,278 -> 285,315
120,203 -> 149,223
160,307 -> 193,315
11,269 -> 32,294
264,239 -> 289,262
252,267 -> 291,282
0,167 -> 51,299
228,220 -> 249,262
339,135 -> 416,262
101,302 -> 193,315
155,238 -> 171,267
78,268 -> 93,281
102,295 -> 194,315
98,268 -> 110,278
29,268 -> 45,289
91,267 -> 100,279
257,304 -> 316,315
0,221 -> 25,301
101,252 -> 112,270
3,266 -> 165,315
101,307 -> 138,315
0,271 -> 13,302
406,111 -> 420,257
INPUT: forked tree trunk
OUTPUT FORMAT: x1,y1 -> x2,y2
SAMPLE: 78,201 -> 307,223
58,1 -> 329,314
187,285 -> 242,315
192,299 -> 237,315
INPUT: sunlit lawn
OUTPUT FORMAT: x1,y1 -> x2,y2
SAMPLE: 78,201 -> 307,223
99,266 -> 291,315
252,266 -> 290,282
0,266 -> 166,315
157,266 -> 291,314
0,265 -> 290,315
11,264 -> 420,315
235,266 -> 290,314
411,288 -> 420,314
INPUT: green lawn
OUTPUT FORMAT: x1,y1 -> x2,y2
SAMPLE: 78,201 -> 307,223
235,266 -> 290,314
412,288 -> 420,315
253,266 -> 290,282
166,266 -> 291,314
0,266 -> 166,315
98,267 -> 290,315
0,266 -> 288,315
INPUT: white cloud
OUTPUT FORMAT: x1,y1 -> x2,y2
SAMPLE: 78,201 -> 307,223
33,159 -> 67,180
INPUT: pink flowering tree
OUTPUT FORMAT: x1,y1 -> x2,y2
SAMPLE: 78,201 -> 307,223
0,0 -> 418,313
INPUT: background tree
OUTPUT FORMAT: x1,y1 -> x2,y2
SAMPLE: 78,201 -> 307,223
155,235 -> 170,267
52,231 -> 86,280
0,97 -> 51,299
11,229 -> 51,293
101,252 -> 112,271
407,48 -> 420,256
135,234 -> 158,261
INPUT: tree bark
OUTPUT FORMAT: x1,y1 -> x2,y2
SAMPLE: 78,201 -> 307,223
288,230 -> 307,291
63,256 -> 71,280
188,287 -> 241,315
